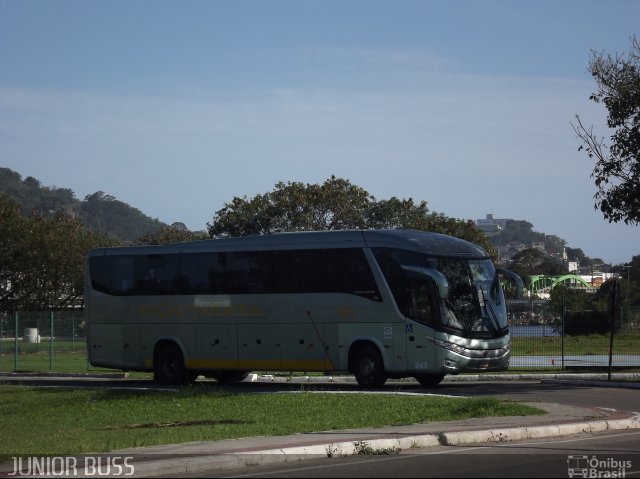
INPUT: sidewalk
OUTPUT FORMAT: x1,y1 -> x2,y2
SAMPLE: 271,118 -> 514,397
104,401 -> 640,477
1,373 -> 639,477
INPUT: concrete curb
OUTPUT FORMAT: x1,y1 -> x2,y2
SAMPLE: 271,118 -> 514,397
244,372 -> 640,384
124,413 -> 640,477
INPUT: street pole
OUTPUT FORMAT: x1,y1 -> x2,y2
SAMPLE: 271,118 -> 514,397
608,280 -> 617,381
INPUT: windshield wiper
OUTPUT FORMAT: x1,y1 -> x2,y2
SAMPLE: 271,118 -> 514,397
477,287 -> 503,333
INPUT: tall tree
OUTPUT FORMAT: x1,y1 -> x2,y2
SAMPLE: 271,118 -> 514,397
207,176 -> 495,254
135,225 -> 205,245
572,36 -> 640,225
0,194 -> 113,313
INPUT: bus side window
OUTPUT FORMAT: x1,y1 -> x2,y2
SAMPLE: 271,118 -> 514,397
326,249 -> 380,300
133,255 -> 180,294
114,257 -> 134,294
222,251 -> 268,294
90,255 -> 134,295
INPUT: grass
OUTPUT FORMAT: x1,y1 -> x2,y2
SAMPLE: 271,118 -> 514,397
1,332 -> 638,374
0,385 -> 543,458
511,332 -> 639,356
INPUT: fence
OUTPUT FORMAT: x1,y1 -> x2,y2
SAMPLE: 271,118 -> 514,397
507,299 -> 640,370
1,302 -> 639,374
0,310 -> 97,373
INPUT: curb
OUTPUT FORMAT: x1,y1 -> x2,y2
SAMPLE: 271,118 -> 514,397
0,372 -> 128,379
124,414 -> 640,477
245,372 -> 640,384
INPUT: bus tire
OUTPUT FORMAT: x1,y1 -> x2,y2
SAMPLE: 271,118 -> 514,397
414,374 -> 445,387
154,343 -> 192,385
353,345 -> 387,388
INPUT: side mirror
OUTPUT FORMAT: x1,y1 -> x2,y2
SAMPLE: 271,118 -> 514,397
401,265 -> 449,299
497,268 -> 524,299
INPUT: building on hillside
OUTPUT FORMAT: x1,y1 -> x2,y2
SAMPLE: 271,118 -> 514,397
579,272 -> 619,288
476,213 -> 509,235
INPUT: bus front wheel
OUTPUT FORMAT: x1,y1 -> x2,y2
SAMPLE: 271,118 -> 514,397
414,374 -> 445,387
353,345 -> 387,388
154,343 -> 194,385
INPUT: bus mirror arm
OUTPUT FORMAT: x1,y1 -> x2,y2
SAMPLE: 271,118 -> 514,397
497,268 -> 524,299
401,265 -> 449,299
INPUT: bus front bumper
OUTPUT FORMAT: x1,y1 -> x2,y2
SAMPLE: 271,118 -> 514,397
435,339 -> 511,373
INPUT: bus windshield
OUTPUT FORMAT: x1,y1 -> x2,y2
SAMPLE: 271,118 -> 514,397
372,248 -> 508,338
439,258 -> 508,336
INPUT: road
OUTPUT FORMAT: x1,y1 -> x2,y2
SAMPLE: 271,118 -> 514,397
159,379 -> 638,478
165,429 -> 640,478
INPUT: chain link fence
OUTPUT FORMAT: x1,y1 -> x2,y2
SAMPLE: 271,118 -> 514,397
1,300 -> 639,374
0,310 -> 95,373
508,299 -> 640,370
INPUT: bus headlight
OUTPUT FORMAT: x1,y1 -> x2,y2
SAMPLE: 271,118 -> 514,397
435,339 -> 467,355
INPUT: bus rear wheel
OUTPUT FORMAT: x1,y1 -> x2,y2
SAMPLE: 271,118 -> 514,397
353,345 -> 387,388
414,374 -> 445,387
154,344 -> 194,385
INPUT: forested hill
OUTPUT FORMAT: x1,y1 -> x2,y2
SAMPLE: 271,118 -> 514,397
0,167 -> 165,243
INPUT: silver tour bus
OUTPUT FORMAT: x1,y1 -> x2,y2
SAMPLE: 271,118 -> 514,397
85,229 -> 523,387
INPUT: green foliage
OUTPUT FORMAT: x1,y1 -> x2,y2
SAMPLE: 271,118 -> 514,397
491,220 -> 568,256
0,168 -> 169,243
549,285 -> 590,312
573,36 -> 640,225
0,194 -> 116,314
208,176 -> 495,254
0,168 -> 76,217
509,248 -> 568,285
135,225 -> 206,245
79,191 -> 164,242
0,386 -> 541,457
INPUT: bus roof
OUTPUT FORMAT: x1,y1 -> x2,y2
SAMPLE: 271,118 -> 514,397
88,229 -> 489,258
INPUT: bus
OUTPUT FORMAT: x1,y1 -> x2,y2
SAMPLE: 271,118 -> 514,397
85,229 -> 523,387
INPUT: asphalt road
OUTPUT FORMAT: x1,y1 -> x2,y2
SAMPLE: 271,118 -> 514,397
187,429 -> 640,478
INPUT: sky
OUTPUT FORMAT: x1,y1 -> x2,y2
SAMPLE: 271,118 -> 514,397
1,0 -> 638,264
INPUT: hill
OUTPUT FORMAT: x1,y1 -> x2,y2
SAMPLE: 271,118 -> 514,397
478,216 -> 604,269
0,167 -> 165,243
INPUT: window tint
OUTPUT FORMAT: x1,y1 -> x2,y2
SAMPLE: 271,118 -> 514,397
90,256 -> 134,295
175,253 -> 222,294
89,248 -> 380,300
372,248 -> 437,325
222,251 -> 269,294
133,254 -> 180,294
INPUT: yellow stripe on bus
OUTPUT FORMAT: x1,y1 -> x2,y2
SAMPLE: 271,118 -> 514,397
146,358 -> 335,371
186,359 -> 334,371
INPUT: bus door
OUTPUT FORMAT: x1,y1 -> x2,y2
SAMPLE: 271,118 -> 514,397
406,320 -> 436,373
400,266 -> 444,374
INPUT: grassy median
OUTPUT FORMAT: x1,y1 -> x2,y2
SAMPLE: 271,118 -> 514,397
0,385 -> 543,458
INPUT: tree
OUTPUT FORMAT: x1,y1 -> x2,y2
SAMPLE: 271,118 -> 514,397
0,194 -> 114,314
207,176 -> 495,254
79,191 -> 164,242
509,248 -> 568,286
135,225 -> 205,245
572,36 -> 640,225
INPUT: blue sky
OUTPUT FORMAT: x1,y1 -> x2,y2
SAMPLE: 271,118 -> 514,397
1,0 -> 638,264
